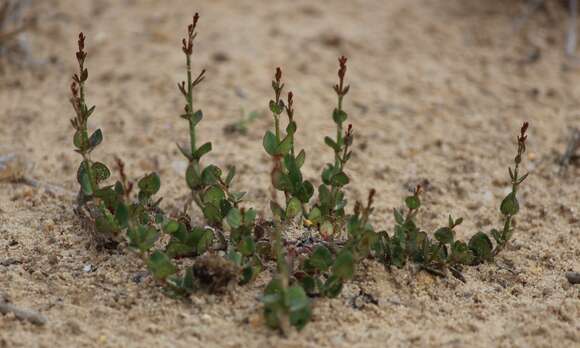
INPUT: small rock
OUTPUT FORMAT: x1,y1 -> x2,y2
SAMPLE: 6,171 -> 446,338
131,271 -> 148,284
565,272 -> 580,285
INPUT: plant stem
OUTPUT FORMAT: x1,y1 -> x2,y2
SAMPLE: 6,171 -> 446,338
186,54 -> 197,156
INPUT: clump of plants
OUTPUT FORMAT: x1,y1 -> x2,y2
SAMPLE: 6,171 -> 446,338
69,13 -> 530,334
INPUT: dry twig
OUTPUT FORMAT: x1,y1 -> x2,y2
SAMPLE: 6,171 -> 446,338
0,294 -> 47,326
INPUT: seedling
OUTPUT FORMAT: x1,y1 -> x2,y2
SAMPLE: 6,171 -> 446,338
308,57 -> 354,238
263,69 -> 313,222
223,109 -> 262,135
177,15 -> 254,238
373,123 -> 530,278
262,217 -> 311,333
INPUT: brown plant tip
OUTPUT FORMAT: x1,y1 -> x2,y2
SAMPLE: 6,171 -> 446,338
115,157 -> 127,181
193,69 -> 206,87
70,81 -> 78,98
519,121 -> 529,144
346,124 -> 353,138
75,33 -> 87,65
193,13 -> 200,31
415,184 -> 422,195
275,67 -> 282,83
178,81 -> 186,96
78,32 -> 85,51
334,56 -> 350,97
338,55 -> 347,79
515,122 -> 529,164
367,189 -> 376,207
286,91 -> 294,119
182,14 -> 200,55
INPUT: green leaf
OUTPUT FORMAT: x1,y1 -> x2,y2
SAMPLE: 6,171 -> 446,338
226,208 -> 242,229
79,169 -> 93,196
269,100 -> 283,114
177,143 -> 193,161
165,240 -> 192,258
147,251 -> 176,280
92,162 -> 110,183
192,110 -> 203,125
193,142 -> 212,160
272,168 -> 291,191
163,220 -> 180,234
451,241 -> 474,265
203,186 -> 225,206
95,209 -> 119,235
332,108 -> 347,124
225,166 -> 236,186
500,192 -> 519,216
307,207 -> 322,224
238,236 -> 255,256
333,251 -> 354,280
276,134 -> 293,155
185,162 -> 202,190
285,197 -> 302,218
270,201 -> 285,220
263,131 -> 278,156
468,232 -> 493,263
138,173 -> 161,195
322,275 -> 343,298
202,204 -> 222,224
73,130 -> 87,151
244,208 -> 257,225
128,225 -> 159,253
393,209 -> 405,224
230,191 -> 246,202
330,172 -> 349,187
434,227 -> 454,244
405,195 -> 421,210
320,220 -> 334,236
296,149 -> 306,168
490,228 -> 502,244
308,246 -> 333,272
114,202 -> 129,229
287,286 -> 311,330
324,136 -> 339,152
226,250 -> 242,265
88,129 -> 103,149
201,165 -> 222,186
286,121 -> 297,135
181,267 -> 195,293
300,275 -> 316,295
241,266 -> 257,285
321,165 -> 338,185
196,229 -> 214,254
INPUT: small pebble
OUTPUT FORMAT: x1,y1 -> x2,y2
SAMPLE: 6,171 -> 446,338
565,272 -> 580,285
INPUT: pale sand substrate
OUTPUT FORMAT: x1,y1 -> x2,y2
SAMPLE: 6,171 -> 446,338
0,1 -> 578,347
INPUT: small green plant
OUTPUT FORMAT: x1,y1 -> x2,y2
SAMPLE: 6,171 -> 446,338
70,33 -> 103,203
69,31 -> 165,246
69,12 -> 531,334
263,69 -> 313,222
307,56 -> 354,238
262,220 -> 311,334
373,123 -> 530,277
223,109 -> 262,135
177,14 -> 254,238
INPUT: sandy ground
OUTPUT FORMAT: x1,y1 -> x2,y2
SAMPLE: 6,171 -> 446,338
0,0 -> 579,347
